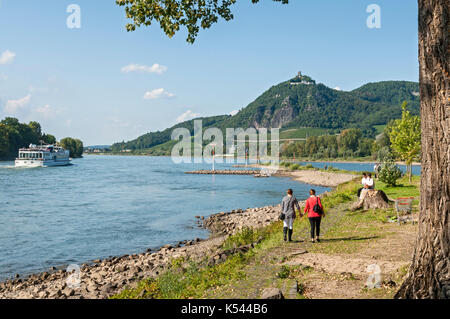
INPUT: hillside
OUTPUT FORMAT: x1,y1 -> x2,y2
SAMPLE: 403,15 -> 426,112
111,74 -> 419,152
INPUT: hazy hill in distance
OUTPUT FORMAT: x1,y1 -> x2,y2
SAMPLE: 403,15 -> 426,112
111,73 -> 419,153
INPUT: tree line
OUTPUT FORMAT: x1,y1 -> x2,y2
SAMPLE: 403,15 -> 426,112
281,102 -> 421,167
281,128 -> 374,159
0,117 -> 83,159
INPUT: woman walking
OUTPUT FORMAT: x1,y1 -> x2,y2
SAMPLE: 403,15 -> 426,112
280,189 -> 302,242
304,189 -> 325,243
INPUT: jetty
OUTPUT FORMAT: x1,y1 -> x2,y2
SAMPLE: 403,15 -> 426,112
185,169 -> 261,175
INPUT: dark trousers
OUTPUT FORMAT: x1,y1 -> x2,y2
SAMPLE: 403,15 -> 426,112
309,217 -> 321,238
357,187 -> 363,197
357,187 -> 374,197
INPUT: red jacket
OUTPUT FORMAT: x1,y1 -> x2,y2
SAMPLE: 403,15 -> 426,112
304,196 -> 323,218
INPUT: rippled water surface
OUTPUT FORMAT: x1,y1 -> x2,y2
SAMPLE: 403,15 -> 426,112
0,155 -> 330,280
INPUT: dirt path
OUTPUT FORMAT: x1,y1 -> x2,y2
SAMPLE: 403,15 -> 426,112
204,201 -> 417,299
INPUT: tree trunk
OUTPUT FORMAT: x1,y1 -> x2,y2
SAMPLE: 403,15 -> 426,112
409,163 -> 413,184
395,0 -> 449,298
351,189 -> 391,211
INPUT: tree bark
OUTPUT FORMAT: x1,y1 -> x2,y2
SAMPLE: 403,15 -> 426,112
395,0 -> 449,298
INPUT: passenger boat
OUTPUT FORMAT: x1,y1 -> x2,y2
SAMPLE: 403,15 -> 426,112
14,144 -> 71,167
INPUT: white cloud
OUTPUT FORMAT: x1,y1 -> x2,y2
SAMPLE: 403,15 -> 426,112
35,104 -> 60,118
334,87 -> 342,91
0,50 -> 16,65
4,94 -> 31,114
143,88 -> 175,100
230,109 -> 239,116
176,110 -> 200,124
121,63 -> 167,75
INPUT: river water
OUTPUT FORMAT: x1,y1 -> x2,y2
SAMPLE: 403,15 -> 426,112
0,155 -> 331,280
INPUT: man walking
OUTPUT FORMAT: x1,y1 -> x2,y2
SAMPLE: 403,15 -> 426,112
281,189 -> 302,242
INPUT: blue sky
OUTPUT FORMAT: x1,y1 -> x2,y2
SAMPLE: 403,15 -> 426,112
0,0 -> 418,145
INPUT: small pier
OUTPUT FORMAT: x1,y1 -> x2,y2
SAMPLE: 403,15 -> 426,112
185,169 -> 261,175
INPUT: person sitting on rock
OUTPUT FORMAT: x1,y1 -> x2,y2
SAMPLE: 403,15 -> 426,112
360,173 -> 375,199
366,173 -> 375,189
357,173 -> 368,198
281,189 -> 302,242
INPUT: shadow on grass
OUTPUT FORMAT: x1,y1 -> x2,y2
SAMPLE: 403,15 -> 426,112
321,236 -> 379,242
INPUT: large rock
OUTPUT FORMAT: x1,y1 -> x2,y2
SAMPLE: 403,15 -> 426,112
261,288 -> 284,299
351,190 -> 391,211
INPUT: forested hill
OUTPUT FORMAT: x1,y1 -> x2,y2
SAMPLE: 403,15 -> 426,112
112,115 -> 230,151
111,74 -> 419,152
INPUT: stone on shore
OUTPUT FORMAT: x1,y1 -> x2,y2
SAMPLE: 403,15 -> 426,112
261,288 -> 284,299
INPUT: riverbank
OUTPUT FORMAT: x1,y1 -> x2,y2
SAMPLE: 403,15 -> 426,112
0,172 -> 418,299
115,176 -> 419,299
0,170 -> 349,299
249,164 -> 357,188
274,167 -> 355,188
0,205 -> 287,299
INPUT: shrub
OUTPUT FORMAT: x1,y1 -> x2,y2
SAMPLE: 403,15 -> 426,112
290,164 -> 300,170
277,265 -> 292,279
378,161 -> 403,187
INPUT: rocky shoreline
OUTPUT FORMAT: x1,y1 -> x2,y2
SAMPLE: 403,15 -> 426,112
0,169 -> 352,299
0,204 -> 289,299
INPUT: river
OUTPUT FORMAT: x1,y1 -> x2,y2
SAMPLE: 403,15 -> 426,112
0,155 -> 330,280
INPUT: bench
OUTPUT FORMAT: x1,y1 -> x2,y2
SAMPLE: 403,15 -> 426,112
395,197 -> 415,225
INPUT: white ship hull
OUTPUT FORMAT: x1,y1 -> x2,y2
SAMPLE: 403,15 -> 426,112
15,158 -> 72,168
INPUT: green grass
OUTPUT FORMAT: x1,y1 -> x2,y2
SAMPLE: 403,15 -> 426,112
112,253 -> 251,299
376,175 -> 420,199
373,125 -> 387,134
279,127 -> 330,140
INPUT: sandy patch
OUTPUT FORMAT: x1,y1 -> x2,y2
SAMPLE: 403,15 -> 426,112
284,253 -> 408,278
285,170 -> 356,188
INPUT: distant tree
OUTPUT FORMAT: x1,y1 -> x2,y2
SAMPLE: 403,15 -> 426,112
0,117 -> 40,158
28,121 -> 42,142
0,124 -> 10,158
60,137 -> 84,158
388,102 -> 421,183
338,128 -> 362,154
377,146 -> 394,163
42,133 -> 57,145
357,138 -> 373,157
